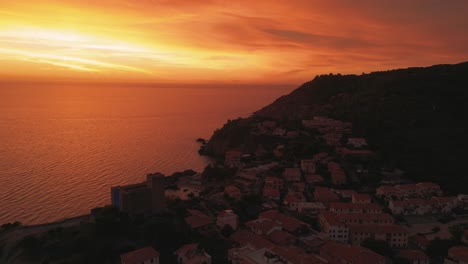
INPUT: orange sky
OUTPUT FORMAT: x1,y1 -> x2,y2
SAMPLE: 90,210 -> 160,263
1,0 -> 467,84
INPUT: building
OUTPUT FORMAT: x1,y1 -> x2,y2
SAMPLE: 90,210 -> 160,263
352,193 -> 372,204
348,224 -> 408,247
185,209 -> 213,231
111,173 -> 166,214
329,202 -> 382,214
338,213 -> 394,225
319,241 -> 385,264
347,138 -> 368,149
263,187 -> 281,200
246,219 -> 281,236
376,182 -> 442,200
264,177 -> 284,190
217,210 -> 239,230
175,243 -> 212,264
318,212 -> 349,243
224,185 -> 242,200
445,246 -> 468,264
295,202 -> 326,214
398,249 -> 430,264
328,162 -> 346,185
389,197 -> 458,215
283,191 -> 306,211
283,168 -> 301,182
313,187 -> 340,204
305,174 -> 325,185
259,210 -> 312,236
120,247 -> 160,264
300,159 -> 316,174
225,150 -> 243,168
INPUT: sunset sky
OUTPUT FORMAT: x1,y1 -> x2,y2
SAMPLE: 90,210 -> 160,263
1,0 -> 467,84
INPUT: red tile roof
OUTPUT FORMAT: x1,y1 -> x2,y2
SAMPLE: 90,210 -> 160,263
338,213 -> 394,223
329,202 -> 382,211
268,230 -> 296,245
121,247 -> 160,264
259,210 -> 309,233
263,187 -> 280,198
348,224 -> 407,234
352,193 -> 372,201
319,211 -> 342,226
175,243 -> 198,257
320,241 -> 384,264
284,191 -> 305,203
448,246 -> 468,262
305,174 -> 325,183
398,249 -> 429,261
231,230 -> 275,249
245,219 -> 279,235
185,215 -> 212,229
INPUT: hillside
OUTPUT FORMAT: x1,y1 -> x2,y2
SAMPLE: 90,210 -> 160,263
206,62 -> 468,193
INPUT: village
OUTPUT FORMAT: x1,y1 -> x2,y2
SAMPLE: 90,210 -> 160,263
114,116 -> 468,264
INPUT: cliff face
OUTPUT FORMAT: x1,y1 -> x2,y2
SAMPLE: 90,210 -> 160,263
206,62 -> 468,192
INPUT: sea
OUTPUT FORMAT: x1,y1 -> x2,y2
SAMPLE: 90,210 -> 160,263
0,83 -> 293,225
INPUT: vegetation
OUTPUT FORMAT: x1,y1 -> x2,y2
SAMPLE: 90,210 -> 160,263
209,62 -> 468,193
361,238 -> 393,257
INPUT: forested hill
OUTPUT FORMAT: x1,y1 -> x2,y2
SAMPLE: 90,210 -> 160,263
208,62 -> 468,193
258,62 -> 468,193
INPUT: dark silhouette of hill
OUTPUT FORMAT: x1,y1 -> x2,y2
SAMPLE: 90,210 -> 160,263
207,62 -> 468,193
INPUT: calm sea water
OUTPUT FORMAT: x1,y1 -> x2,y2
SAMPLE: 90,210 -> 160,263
0,84 -> 292,224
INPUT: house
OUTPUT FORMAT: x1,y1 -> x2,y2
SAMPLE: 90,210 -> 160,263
185,209 -> 212,231
411,235 -> 430,250
348,224 -> 408,247
352,193 -> 372,204
224,185 -> 241,200
296,202 -> 326,214
300,159 -> 316,174
445,246 -> 468,264
313,187 -> 340,204
319,241 -> 385,264
318,212 -> 349,243
458,194 -> 468,210
175,243 -> 211,264
264,176 -> 283,190
347,138 -> 368,149
398,249 -> 430,264
272,127 -> 286,136
389,197 -> 458,215
111,173 -> 166,215
259,210 -> 312,236
245,219 -> 281,236
462,229 -> 468,245
268,230 -> 296,246
376,185 -> 400,200
283,191 -> 306,211
291,182 -> 306,192
328,162 -> 346,185
283,168 -> 301,182
286,131 -> 300,138
329,202 -> 382,214
338,213 -> 394,225
335,189 -> 357,199
263,187 -> 280,200
225,150 -> 243,168
121,247 -> 160,264
305,174 -> 325,185
322,133 -> 342,147
217,210 -> 239,230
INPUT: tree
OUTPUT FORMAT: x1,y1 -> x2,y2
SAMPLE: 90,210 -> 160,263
426,238 -> 456,259
221,224 -> 234,237
361,239 -> 393,257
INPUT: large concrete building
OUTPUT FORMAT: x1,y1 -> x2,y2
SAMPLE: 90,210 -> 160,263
111,173 -> 166,214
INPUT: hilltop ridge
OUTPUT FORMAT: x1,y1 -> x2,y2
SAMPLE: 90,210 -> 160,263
205,62 -> 468,192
